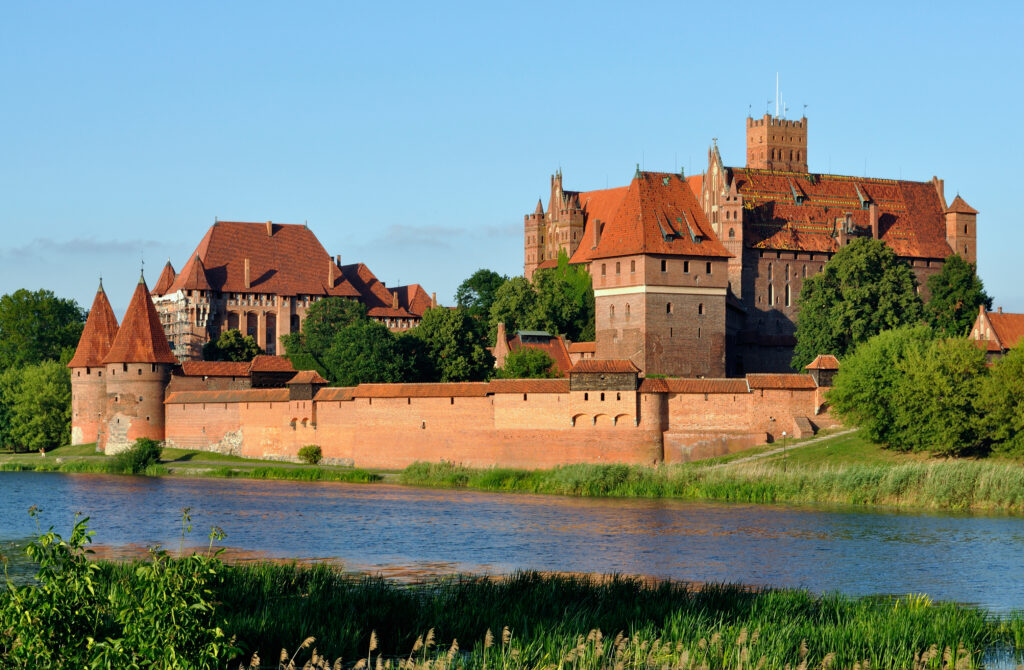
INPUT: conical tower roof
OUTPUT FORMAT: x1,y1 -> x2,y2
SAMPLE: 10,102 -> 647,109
946,195 -> 978,215
176,254 -> 212,291
152,260 -> 177,295
67,281 -> 120,368
101,275 -> 178,364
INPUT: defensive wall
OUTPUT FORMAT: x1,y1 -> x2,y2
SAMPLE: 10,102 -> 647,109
162,372 -> 837,469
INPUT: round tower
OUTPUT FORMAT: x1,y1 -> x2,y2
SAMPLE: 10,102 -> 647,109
100,274 -> 179,454
68,280 -> 120,448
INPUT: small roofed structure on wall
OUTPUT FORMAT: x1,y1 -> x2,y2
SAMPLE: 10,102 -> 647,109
492,323 -> 574,376
970,305 -> 1024,361
568,359 -> 640,391
152,221 -> 437,361
804,354 -> 840,387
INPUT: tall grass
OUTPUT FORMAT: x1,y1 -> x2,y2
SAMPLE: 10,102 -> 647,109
93,563 -> 1017,670
400,460 -> 1024,513
191,466 -> 381,483
0,461 -> 167,476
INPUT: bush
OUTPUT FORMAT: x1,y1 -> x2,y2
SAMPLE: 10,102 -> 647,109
113,437 -> 163,474
297,444 -> 322,464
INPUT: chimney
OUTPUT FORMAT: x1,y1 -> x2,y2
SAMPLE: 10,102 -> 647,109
496,322 -> 507,345
431,292 -> 437,308
998,306 -> 1003,314
932,177 -> 947,209
266,221 -> 273,237
869,202 -> 879,239
335,254 -> 341,266
591,219 -> 602,249
328,261 -> 336,287
392,292 -> 398,309
244,258 -> 251,289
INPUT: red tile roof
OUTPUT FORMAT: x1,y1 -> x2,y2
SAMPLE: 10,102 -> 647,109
487,379 -> 571,394
287,370 -> 329,385
165,389 -> 289,404
338,262 -> 398,311
570,359 -> 641,374
507,333 -> 573,376
987,312 -> 1024,350
163,221 -> 362,298
315,387 -> 354,402
569,172 -> 731,264
638,378 -> 749,394
535,259 -> 559,271
68,283 -> 120,368
102,278 -> 178,364
804,354 -> 840,370
568,341 -> 596,353
745,373 -> 817,390
180,361 -> 251,377
249,355 -> 296,373
945,195 -> 978,215
391,284 -> 434,316
727,169 -> 953,259
152,261 -> 176,295
685,174 -> 704,201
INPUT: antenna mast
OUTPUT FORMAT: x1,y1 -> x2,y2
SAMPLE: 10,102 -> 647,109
775,73 -> 779,118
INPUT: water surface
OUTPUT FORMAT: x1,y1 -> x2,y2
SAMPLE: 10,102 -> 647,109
2,471 -> 1022,612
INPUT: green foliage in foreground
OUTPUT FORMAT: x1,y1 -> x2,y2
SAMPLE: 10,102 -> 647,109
195,465 -> 381,483
0,360 -> 71,452
3,515 -> 1022,669
297,444 -> 323,464
399,459 -> 1024,512
202,328 -> 262,362
112,437 -> 162,474
495,347 -> 559,379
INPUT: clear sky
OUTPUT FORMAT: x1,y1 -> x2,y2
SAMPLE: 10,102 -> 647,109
2,1 -> 1021,316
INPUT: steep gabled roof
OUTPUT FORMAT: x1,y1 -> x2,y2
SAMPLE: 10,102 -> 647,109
946,195 -> 978,215
727,168 -> 954,258
175,255 -> 212,292
391,284 -> 434,316
338,262 -> 395,310
152,261 -> 176,295
102,277 -> 178,364
570,172 -> 730,263
804,354 -> 840,370
987,311 -> 1024,350
287,370 -> 329,385
506,332 -> 573,376
68,282 -> 120,368
249,355 -> 296,373
166,221 -> 361,298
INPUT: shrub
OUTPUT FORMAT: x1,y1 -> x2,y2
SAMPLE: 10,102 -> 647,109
112,437 -> 163,474
297,444 -> 322,464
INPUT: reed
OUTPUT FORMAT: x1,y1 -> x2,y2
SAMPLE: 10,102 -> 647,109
399,460 -> 1024,513
190,465 -> 381,483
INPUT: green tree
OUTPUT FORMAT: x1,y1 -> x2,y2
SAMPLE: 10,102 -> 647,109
496,348 -> 559,379
827,324 -> 935,445
793,238 -> 924,368
301,297 -> 368,354
202,329 -> 262,362
321,320 -> 413,386
0,289 -> 85,369
891,337 -> 988,455
455,269 -> 508,321
488,277 -> 540,344
532,253 -> 595,342
977,346 -> 1024,456
414,307 -> 494,382
1,360 -> 72,452
925,254 -> 992,336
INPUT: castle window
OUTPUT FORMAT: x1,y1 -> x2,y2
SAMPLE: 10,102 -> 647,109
802,265 -> 807,278
523,394 -> 527,401
768,284 -> 775,305
600,393 -> 605,401
98,371 -> 102,377
138,396 -> 143,402
584,392 -> 589,401
615,262 -> 620,275
785,264 -> 790,280
625,303 -> 630,317
729,228 -> 735,238
698,327 -> 701,338
698,303 -> 704,315
666,302 -> 673,314
965,225 -> 969,234
630,260 -> 635,273
706,262 -> 712,274
122,363 -> 128,372
609,305 -> 615,318
601,264 -> 606,276
661,260 -> 667,272
768,263 -> 773,280
683,261 -> 689,273
670,327 -> 673,337
137,369 -> 141,375
785,284 -> 791,307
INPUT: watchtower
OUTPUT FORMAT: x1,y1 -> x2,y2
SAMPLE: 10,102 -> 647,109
746,114 -> 808,172
68,281 -> 119,447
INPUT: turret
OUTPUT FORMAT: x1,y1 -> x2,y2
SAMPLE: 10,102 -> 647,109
945,195 -> 978,265
68,280 -> 120,447
100,274 -> 178,454
746,114 -> 808,172
152,260 -> 176,296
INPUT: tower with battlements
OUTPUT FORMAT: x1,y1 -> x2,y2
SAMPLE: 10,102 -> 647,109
746,114 -> 808,172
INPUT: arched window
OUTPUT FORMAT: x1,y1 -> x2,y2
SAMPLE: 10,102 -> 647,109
768,284 -> 775,305
609,305 -> 615,318
600,393 -> 605,401
666,302 -> 673,314
728,228 -> 735,238
802,265 -> 807,278
698,303 -> 704,315
785,284 -> 791,307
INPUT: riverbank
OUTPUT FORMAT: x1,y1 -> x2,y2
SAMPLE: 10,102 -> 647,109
399,430 -> 1024,513
0,443 -> 381,483
9,556 -> 1024,670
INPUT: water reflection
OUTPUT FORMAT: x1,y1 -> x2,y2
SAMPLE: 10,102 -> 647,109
1,472 -> 1023,612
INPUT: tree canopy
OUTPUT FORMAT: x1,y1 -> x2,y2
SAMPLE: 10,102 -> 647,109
321,320 -> 417,386
202,329 -> 262,362
495,348 -> 559,379
455,269 -> 507,321
977,346 -> 1024,456
924,254 -> 992,337
414,307 -> 493,382
0,361 -> 72,451
0,289 -> 86,370
793,238 -> 923,368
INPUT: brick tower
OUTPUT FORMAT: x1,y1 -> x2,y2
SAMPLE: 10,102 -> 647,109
100,274 -> 178,454
68,280 -> 120,447
945,195 -> 978,265
746,114 -> 808,172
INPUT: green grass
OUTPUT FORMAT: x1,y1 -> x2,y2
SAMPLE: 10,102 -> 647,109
184,465 -> 381,483
91,562 -> 1023,670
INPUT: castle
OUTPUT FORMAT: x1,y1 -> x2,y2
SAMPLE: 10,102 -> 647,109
524,113 -> 978,374
69,273 -> 839,463
151,220 -> 436,360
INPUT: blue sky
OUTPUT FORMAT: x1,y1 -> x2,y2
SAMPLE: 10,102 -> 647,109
2,1 -> 1021,316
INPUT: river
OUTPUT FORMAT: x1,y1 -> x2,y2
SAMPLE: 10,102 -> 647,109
1,471 -> 1023,612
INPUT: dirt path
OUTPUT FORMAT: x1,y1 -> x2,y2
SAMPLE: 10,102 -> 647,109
713,427 -> 858,468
